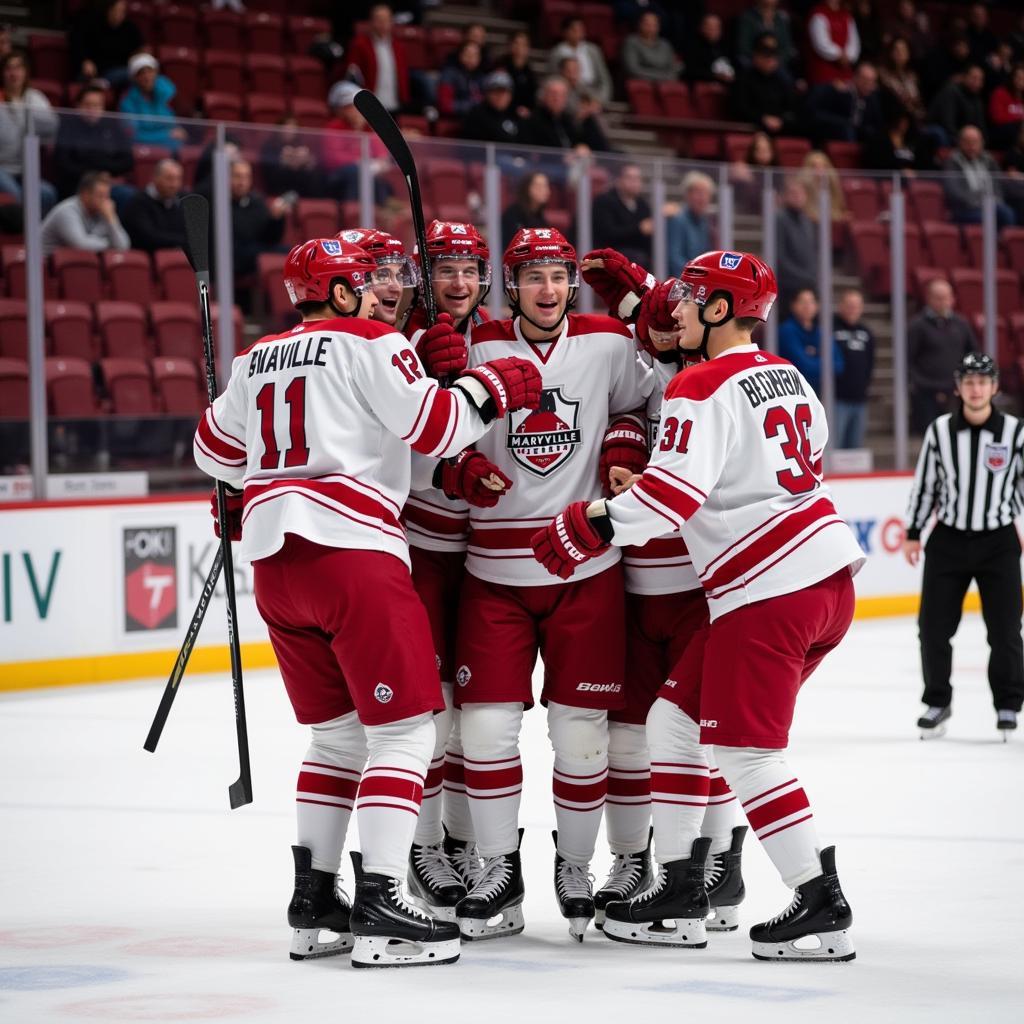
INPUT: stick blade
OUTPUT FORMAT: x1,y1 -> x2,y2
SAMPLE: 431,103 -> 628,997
181,193 -> 211,275
353,90 -> 414,177
228,776 -> 253,809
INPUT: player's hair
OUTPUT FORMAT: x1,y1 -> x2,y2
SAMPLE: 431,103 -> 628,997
734,316 -> 761,332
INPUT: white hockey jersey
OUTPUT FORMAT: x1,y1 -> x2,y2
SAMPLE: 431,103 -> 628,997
466,313 -> 653,587
623,356 -> 701,596
193,316 -> 493,567
606,344 -> 864,619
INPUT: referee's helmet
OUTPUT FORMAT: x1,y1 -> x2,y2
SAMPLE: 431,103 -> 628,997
955,352 -> 997,380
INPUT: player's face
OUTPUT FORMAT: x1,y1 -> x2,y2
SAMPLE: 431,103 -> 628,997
956,373 -> 997,410
433,259 -> 481,322
516,263 -> 570,331
370,261 -> 406,325
671,293 -> 704,349
333,281 -> 379,319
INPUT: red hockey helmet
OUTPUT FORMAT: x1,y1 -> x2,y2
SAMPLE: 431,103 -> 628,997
336,227 -> 420,289
502,228 -> 579,295
283,238 -> 376,306
669,250 -> 777,322
416,220 -> 492,286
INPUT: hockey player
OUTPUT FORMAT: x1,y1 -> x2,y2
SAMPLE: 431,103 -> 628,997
335,227 -> 419,331
532,251 -> 864,961
194,237 -> 542,968
581,250 -> 746,933
451,228 -> 653,942
401,221 -> 507,919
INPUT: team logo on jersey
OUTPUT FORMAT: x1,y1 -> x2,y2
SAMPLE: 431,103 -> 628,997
718,252 -> 742,271
374,683 -> 394,704
984,443 -> 1009,472
123,527 -> 177,632
456,665 -> 472,687
320,239 -> 342,255
507,387 -> 582,477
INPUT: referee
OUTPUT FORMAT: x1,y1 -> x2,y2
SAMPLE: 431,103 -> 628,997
902,352 -> 1024,739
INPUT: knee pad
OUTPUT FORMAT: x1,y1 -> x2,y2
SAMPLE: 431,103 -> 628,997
608,721 -> 648,761
547,702 -> 608,762
459,703 -> 524,759
364,712 -> 436,769
308,710 -> 367,770
645,699 -> 702,758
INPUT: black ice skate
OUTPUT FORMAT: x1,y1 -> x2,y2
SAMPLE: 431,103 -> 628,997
407,841 -> 467,921
997,709 -> 1017,741
287,845 -> 354,961
593,828 -> 653,931
602,837 -> 711,948
917,704 -> 951,739
705,826 -> 747,932
443,828 -> 484,889
553,830 -> 596,942
750,846 -> 855,962
348,852 -> 461,968
455,829 -> 525,941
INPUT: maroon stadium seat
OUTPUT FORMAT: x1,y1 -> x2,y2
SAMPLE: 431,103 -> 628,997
152,357 -> 204,414
45,300 -> 95,361
246,53 -> 287,95
210,302 -> 246,353
841,178 -> 882,222
1,245 -> 27,298
626,79 -> 659,118
428,160 -> 468,208
150,302 -> 201,359
158,4 -> 198,47
46,357 -> 97,416
850,223 -> 887,298
96,301 -> 149,359
103,250 -> 154,305
28,34 -> 68,81
0,298 -> 28,359
692,82 -> 727,120
1001,228 -> 1024,272
921,221 -> 963,269
907,180 -> 946,226
656,81 -> 692,118
154,249 -> 196,303
51,249 -> 103,303
428,26 -> 463,65
204,50 -> 245,95
132,145 -> 174,189
724,132 -> 754,163
1009,312 -> 1024,355
290,97 -> 330,129
394,25 -> 429,70
247,11 -> 285,54
246,93 -> 288,125
101,358 -> 157,415
0,358 -> 28,418
287,56 -> 327,100
824,141 -> 862,169
259,252 -> 294,320
32,79 -> 64,107
951,268 -> 985,319
775,137 -> 812,168
296,199 -> 340,241
156,46 -> 200,116
288,16 -> 332,56
203,8 -> 244,51
126,2 -> 155,39
203,92 -> 244,123
912,266 -> 947,304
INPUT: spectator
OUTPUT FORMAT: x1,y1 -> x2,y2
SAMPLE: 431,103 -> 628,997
499,30 -> 538,118
1003,123 -> 1024,223
878,35 -> 926,124
0,24 -> 11,62
736,0 -> 797,71
989,64 -> 1024,150
806,60 -> 883,143
0,51 -> 58,212
776,177 -> 818,302
730,130 -> 777,212
832,288 -> 875,449
225,158 -> 288,280
344,3 -> 409,114
260,117 -> 324,200
558,56 -> 586,114
69,0 -> 144,89
322,81 -> 392,204
119,53 -> 185,150
54,84 -> 134,199
778,287 -> 844,396
40,170 -> 130,257
122,158 -> 185,252
907,278 -> 975,433
943,124 -> 1016,229
438,41 -> 485,119
926,64 -> 986,147
501,171 -> 551,246
864,108 -> 929,172
686,13 -> 735,84
965,2 -> 998,67
446,23 -> 492,74
732,33 -> 798,135
622,11 -> 682,83
520,76 -> 588,152
807,0 -> 860,85
590,162 -> 652,265
799,150 -> 849,227
921,33 -> 971,101
667,171 -> 715,273
852,0 -> 883,62
462,69 -> 522,145
577,90 -> 613,153
193,135 -> 242,196
882,0 -> 930,65
547,16 -> 613,104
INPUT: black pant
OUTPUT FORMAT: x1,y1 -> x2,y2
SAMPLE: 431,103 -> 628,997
918,524 -> 1024,711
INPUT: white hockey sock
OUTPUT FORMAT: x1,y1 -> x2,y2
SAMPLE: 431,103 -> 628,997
605,721 -> 651,854
714,745 -> 822,888
702,752 -> 739,855
646,699 -> 709,865
356,713 -> 435,879
442,707 -> 475,841
549,702 -> 608,866
413,684 -> 453,847
461,703 -> 524,858
296,711 -> 367,874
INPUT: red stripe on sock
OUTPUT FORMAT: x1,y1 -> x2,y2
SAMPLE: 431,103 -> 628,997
357,773 -> 424,806
745,788 -> 810,833
758,812 -> 814,841
741,777 -> 797,809
650,770 -> 710,799
355,801 -> 420,815
464,763 -> 523,793
296,797 -> 355,809
443,755 -> 465,787
552,773 -> 607,805
708,775 -> 733,799
607,774 -> 651,798
297,770 -> 359,801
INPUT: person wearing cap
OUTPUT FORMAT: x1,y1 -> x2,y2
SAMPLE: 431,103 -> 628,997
461,69 -> 523,145
118,52 -> 185,150
323,80 -> 392,205
903,352 -> 1024,740
731,33 -> 798,136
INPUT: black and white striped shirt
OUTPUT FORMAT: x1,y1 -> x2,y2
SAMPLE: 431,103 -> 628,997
906,409 -> 1024,539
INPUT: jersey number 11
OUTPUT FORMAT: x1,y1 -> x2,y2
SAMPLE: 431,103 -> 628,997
256,377 -> 310,470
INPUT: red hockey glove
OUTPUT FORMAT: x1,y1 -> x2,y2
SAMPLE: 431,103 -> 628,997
439,449 -> 513,508
531,500 -> 612,580
455,357 -> 542,420
635,279 -> 681,357
581,248 -> 655,320
416,312 -> 468,378
599,416 -> 648,495
211,486 -> 244,541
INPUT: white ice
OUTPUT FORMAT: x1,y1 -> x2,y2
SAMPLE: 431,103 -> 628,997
1,613 -> 1021,1024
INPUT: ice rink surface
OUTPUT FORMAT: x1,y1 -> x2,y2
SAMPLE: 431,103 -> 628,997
1,613 -> 1021,1024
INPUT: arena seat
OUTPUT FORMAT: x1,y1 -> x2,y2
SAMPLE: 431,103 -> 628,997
152,357 -> 204,414
96,301 -> 149,360
101,358 -> 157,415
154,250 -> 197,303
0,298 -> 28,359
150,302 -> 201,360
45,300 -> 95,361
0,357 -> 28,418
46,357 -> 98,417
51,249 -> 103,303
204,51 -> 245,95
103,250 -> 155,305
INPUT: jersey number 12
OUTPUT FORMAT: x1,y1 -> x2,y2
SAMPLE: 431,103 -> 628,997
256,377 -> 310,470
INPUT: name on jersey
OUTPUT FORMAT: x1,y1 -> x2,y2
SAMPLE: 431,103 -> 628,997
248,336 -> 334,377
737,367 -> 806,408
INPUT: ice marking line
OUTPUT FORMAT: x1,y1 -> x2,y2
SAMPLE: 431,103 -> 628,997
0,965 -> 133,991
0,927 -> 139,949
56,993 -> 273,1021
628,980 -> 835,1002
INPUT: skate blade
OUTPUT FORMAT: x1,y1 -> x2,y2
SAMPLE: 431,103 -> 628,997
567,916 -> 592,942
594,907 -> 605,931
752,929 -> 855,962
706,903 -> 741,932
289,927 -> 354,960
919,724 -> 947,740
351,934 -> 460,968
602,917 -> 707,948
457,903 -> 525,941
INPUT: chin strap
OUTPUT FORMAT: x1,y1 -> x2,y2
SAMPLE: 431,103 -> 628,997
327,277 -> 363,318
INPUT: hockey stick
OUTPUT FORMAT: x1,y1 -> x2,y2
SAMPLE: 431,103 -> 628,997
182,193 -> 252,808
143,545 -> 223,753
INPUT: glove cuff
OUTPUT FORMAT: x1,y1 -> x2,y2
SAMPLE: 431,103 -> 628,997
585,499 -> 615,543
451,377 -> 497,423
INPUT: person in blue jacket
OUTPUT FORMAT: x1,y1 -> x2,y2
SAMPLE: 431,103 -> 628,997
119,53 -> 185,151
778,286 -> 844,395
